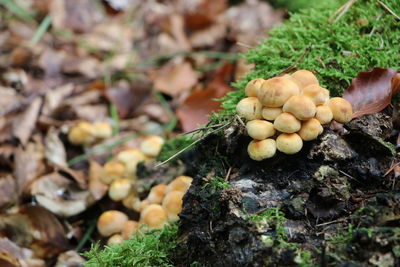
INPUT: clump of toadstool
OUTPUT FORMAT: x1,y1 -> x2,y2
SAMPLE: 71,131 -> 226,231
237,70 -> 353,160
68,121 -> 112,146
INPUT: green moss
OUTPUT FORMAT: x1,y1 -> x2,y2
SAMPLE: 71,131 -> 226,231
83,224 -> 179,267
267,0 -> 313,11
202,176 -> 230,192
156,136 -> 195,163
211,0 -> 400,125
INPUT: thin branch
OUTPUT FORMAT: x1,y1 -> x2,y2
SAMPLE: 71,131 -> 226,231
155,121 -> 231,167
376,0 -> 400,20
329,0 -> 357,24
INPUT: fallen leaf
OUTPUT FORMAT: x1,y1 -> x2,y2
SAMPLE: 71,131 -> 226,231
0,205 -> 69,259
0,87 -> 22,114
343,68 -> 400,118
176,64 -> 233,131
50,0 -> 104,33
0,237 -> 45,267
12,97 -> 42,145
178,0 -> 227,30
55,250 -> 85,267
42,83 -> 74,116
44,127 -> 67,167
150,59 -> 198,96
31,172 -> 92,217
88,161 -> 108,201
0,175 -> 17,210
14,139 -> 45,195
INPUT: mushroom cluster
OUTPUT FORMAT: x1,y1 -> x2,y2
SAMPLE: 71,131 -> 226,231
236,70 -> 353,161
96,175 -> 192,245
101,135 -> 165,201
68,121 -> 113,146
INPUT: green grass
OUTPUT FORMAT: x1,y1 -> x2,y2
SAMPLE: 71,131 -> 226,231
210,0 -> 400,126
83,224 -> 179,267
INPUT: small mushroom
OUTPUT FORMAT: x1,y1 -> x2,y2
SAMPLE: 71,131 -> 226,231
140,204 -> 168,229
290,70 -> 319,89
116,149 -> 147,179
247,139 -> 276,161
146,184 -> 167,204
166,176 -> 193,194
274,112 -> 301,133
121,220 -> 139,240
92,122 -> 113,139
246,120 -> 275,140
97,210 -> 128,237
282,95 -> 316,120
261,107 -> 282,121
162,191 -> 184,222
108,178 -> 131,201
101,161 -> 126,184
315,105 -> 333,124
68,122 -> 95,145
302,84 -> 329,105
236,97 -> 262,120
298,118 -> 323,141
328,97 -> 353,123
107,234 -> 124,246
276,133 -> 303,154
140,135 -> 165,157
245,78 -> 265,97
257,77 -> 300,107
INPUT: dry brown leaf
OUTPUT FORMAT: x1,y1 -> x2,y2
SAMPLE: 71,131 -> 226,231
55,250 -> 85,267
14,140 -> 45,195
0,87 -> 22,114
88,161 -> 108,201
150,59 -> 198,96
37,49 -> 65,78
73,104 -> 108,122
343,68 -> 400,118
0,175 -> 17,210
176,64 -> 233,132
44,127 -> 67,167
0,237 -> 45,267
0,205 -> 69,259
42,83 -> 74,116
12,97 -> 42,145
50,0 -> 104,33
31,172 -> 92,217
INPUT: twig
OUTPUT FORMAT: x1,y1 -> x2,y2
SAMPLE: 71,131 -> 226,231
182,123 -> 226,135
155,121 -> 231,167
384,161 -> 400,176
369,13 -> 384,36
376,0 -> 400,20
224,167 -> 232,181
277,45 -> 311,76
316,218 -> 346,227
329,0 -> 357,24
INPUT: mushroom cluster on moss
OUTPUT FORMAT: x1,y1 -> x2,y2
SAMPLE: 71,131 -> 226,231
236,70 -> 353,160
96,175 -> 192,245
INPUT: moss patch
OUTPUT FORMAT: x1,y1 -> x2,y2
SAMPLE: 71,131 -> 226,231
211,0 -> 400,125
83,224 -> 179,267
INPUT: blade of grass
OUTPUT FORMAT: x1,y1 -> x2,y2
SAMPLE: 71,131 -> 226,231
76,219 -> 97,252
109,104 -> 120,136
154,92 -> 177,132
29,14 -> 52,46
67,134 -> 137,166
0,0 -> 35,23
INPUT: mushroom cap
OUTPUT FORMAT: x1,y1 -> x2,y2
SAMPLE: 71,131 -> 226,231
138,199 -> 151,212
101,161 -> 126,184
116,149 -> 147,178
92,122 -> 112,139
290,70 -> 319,89
107,234 -> 124,246
245,78 -> 265,97
257,77 -> 300,107
140,204 -> 168,229
166,176 -> 193,194
276,133 -> 303,154
121,220 -> 139,240
97,210 -> 128,237
146,184 -> 167,204
162,191 -> 184,222
298,118 -> 323,141
315,105 -> 333,124
247,139 -> 276,161
273,112 -> 301,133
109,178 -> 131,201
328,97 -> 353,123
302,84 -> 329,105
122,193 -> 140,209
140,135 -> 165,157
236,97 -> 262,120
261,107 -> 282,121
282,95 -> 316,120
68,122 -> 95,145
246,120 -> 275,140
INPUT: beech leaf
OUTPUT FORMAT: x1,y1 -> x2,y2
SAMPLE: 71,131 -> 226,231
343,67 -> 400,118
